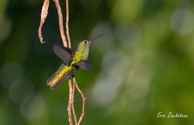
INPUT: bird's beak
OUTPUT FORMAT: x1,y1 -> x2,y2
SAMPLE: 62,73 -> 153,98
88,34 -> 104,43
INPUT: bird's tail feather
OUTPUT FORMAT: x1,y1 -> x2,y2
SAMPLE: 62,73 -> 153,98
46,64 -> 67,89
46,64 -> 78,89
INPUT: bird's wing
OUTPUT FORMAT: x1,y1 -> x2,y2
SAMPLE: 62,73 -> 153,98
73,60 -> 90,70
52,45 -> 74,66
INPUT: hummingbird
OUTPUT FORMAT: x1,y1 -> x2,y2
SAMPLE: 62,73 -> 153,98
47,34 -> 103,89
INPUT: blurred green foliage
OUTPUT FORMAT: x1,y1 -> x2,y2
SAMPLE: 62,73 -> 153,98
0,0 -> 194,125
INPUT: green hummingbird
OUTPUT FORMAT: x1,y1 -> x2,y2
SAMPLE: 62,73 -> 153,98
47,34 -> 103,89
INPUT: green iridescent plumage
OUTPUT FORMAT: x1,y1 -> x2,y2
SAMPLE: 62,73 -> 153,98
47,40 -> 91,89
46,34 -> 103,89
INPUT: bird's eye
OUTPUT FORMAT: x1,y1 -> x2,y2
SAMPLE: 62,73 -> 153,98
84,41 -> 87,44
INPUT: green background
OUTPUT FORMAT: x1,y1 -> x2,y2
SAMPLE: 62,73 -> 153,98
0,0 -> 194,124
